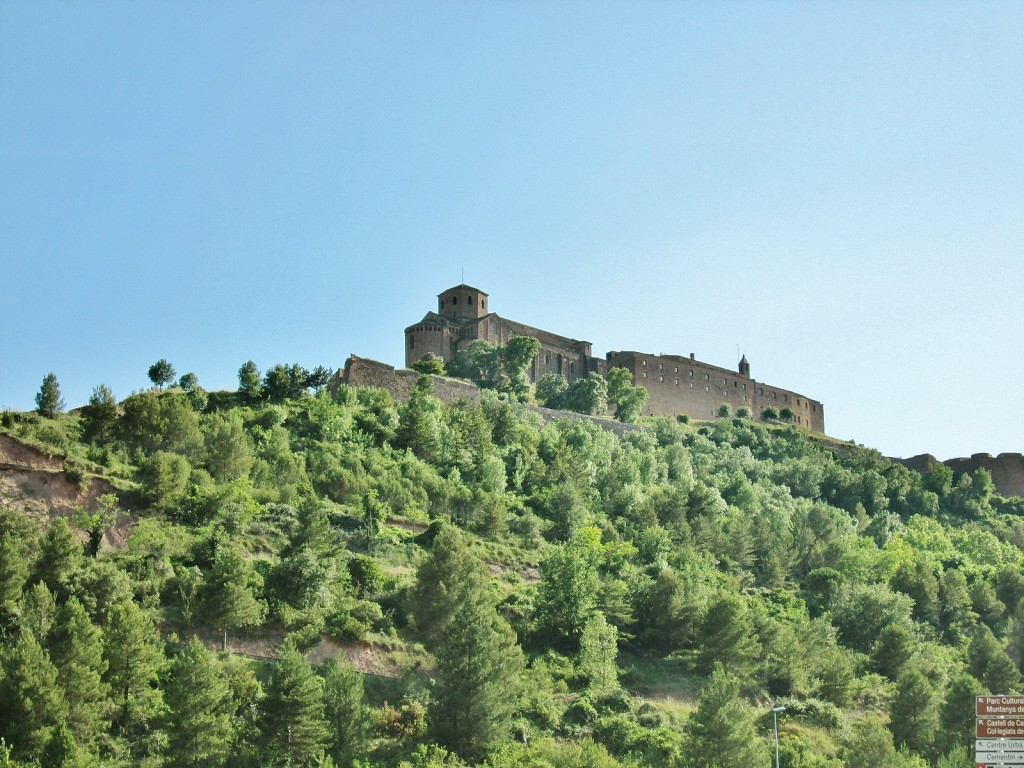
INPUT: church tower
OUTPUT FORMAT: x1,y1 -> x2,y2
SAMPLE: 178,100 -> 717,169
738,354 -> 750,378
438,284 -> 488,321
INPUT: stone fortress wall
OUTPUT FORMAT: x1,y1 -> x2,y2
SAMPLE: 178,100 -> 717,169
897,452 -> 1024,500
340,357 -> 1020,499
338,355 -> 640,437
405,284 -> 826,432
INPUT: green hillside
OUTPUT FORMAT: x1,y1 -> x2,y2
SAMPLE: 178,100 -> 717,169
1,365 -> 1022,768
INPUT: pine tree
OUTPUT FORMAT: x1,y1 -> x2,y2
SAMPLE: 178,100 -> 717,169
578,611 -> 619,698
201,546 -> 264,651
148,359 -> 176,389
533,536 -> 600,652
162,636 -> 233,768
697,592 -> 761,675
429,593 -> 525,762
35,372 -> 65,418
410,524 -> 490,646
259,639 -> 330,767
33,517 -> 85,602
0,629 -> 68,761
40,720 -> 83,768
49,597 -> 110,750
81,384 -> 118,443
889,665 -> 938,755
20,580 -> 57,645
682,664 -> 766,768
0,532 -> 28,634
968,624 -> 1021,693
322,655 -> 367,767
935,671 -> 986,756
102,600 -> 164,740
238,360 -> 263,401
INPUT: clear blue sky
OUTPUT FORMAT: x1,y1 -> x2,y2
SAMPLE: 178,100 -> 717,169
2,1 -> 1021,461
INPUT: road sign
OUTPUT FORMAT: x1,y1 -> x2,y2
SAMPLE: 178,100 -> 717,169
976,752 -> 1024,763
980,740 -> 1024,751
978,697 -> 1024,717
978,719 -> 1024,739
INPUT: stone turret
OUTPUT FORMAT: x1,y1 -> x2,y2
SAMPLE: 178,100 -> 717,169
738,354 -> 750,377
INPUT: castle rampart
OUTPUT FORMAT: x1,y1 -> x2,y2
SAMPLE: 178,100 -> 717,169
406,285 -> 825,433
604,350 -> 824,431
896,452 -> 1024,500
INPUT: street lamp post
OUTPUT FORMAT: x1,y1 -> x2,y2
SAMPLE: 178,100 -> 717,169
772,705 -> 786,768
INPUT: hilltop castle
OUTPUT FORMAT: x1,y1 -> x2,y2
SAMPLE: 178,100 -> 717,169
405,284 -> 825,432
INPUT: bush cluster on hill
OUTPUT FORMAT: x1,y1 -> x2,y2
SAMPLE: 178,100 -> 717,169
1,364 -> 1022,767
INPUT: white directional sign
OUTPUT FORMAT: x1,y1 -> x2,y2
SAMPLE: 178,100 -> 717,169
980,740 -> 1024,751
976,751 -> 1024,763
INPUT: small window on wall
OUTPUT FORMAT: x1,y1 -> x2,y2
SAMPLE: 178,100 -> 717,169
705,386 -> 710,392
481,299 -> 485,309
674,378 -> 679,385
659,363 -> 663,370
642,360 -> 647,367
723,378 -> 727,385
452,296 -> 458,305
688,370 -> 694,377
467,295 -> 472,303
642,372 -> 648,378
440,300 -> 445,308
659,376 -> 663,382
704,373 -> 709,380
689,382 -> 694,388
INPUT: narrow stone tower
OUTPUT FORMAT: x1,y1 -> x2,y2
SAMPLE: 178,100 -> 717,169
738,354 -> 750,377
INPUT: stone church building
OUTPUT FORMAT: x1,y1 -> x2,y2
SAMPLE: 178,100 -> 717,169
405,284 -> 824,431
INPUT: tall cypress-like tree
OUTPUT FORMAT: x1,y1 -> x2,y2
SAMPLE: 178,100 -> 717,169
578,611 -> 619,698
49,597 -> 110,750
259,639 -> 330,767
429,593 -> 525,762
162,636 -> 233,768
682,663 -> 765,768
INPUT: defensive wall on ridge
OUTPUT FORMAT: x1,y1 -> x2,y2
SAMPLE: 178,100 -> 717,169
336,357 -> 1020,499
405,284 -> 825,432
897,452 -> 1024,500
336,355 -> 640,437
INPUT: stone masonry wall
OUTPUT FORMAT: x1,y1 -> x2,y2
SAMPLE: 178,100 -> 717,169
895,452 -> 1024,500
335,355 -> 640,437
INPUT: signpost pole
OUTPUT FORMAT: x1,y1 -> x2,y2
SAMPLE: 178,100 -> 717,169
772,705 -> 786,768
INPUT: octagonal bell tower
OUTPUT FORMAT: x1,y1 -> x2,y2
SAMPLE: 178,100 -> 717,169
438,284 -> 488,321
